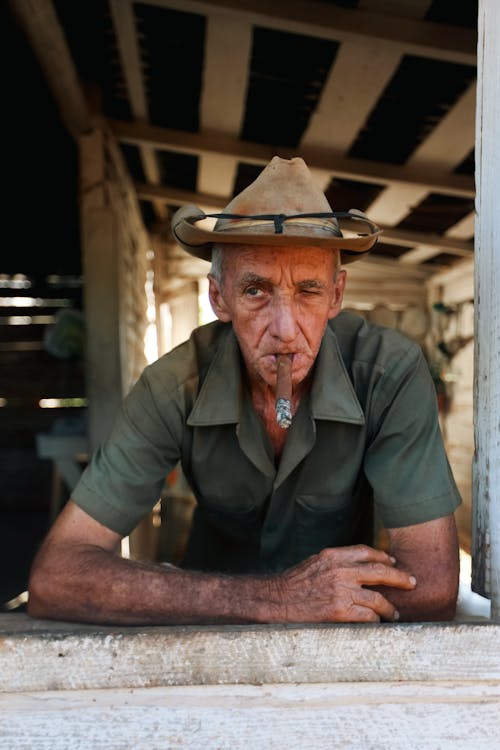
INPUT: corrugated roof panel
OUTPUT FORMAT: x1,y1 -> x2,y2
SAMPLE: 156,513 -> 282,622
369,242 -> 409,259
425,0 -> 478,29
325,178 -> 385,213
138,200 -> 156,229
120,144 -> 146,183
423,252 -> 462,266
134,3 -> 205,131
317,0 -> 359,6
347,55 -> 476,165
397,193 -> 475,234
54,0 -> 131,121
454,148 -> 475,176
241,28 -> 339,147
156,151 -> 198,191
232,163 -> 265,198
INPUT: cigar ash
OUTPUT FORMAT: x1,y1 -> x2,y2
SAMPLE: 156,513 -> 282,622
275,354 -> 293,429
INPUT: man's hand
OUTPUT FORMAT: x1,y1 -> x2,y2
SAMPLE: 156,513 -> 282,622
28,501 -> 457,626
270,545 -> 416,623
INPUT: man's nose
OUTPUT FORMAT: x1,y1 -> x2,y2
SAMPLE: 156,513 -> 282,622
269,298 -> 298,342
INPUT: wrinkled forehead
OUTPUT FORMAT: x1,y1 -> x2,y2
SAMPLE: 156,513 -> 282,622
220,243 -> 341,280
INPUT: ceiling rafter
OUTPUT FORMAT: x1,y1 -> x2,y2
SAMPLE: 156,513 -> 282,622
365,81 -> 476,264
301,41 -> 402,189
112,119 -> 475,199
143,0 -> 476,65
135,181 -> 473,258
109,0 -> 167,220
198,14 -> 252,198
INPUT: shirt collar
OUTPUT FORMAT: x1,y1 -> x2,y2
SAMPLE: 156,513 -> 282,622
187,322 -> 364,427
187,325 -> 241,426
310,324 -> 365,424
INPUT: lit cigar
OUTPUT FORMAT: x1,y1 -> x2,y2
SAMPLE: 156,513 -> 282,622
275,354 -> 293,429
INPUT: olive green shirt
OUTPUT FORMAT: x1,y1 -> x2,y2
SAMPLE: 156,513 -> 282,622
73,312 -> 461,573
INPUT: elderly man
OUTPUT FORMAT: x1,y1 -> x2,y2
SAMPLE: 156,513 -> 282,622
28,157 -> 460,625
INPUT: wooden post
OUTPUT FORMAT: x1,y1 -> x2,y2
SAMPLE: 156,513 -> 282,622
80,129 -> 124,453
472,0 -> 500,619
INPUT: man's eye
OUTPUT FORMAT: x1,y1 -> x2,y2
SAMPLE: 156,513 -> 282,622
245,286 -> 262,297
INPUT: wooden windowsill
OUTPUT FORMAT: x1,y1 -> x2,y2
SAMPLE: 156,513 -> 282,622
1,612 -> 498,694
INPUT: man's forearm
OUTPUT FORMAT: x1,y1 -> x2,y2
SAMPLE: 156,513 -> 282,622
28,544 -> 279,625
373,517 -> 460,622
372,581 -> 457,621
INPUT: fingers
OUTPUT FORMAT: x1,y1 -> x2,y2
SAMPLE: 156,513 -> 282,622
345,606 -> 381,623
357,562 -> 417,590
317,546 -> 416,590
354,588 -> 399,622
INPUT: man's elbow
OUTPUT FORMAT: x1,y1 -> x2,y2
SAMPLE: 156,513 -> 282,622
27,547 -> 66,621
411,578 -> 459,622
27,559 -> 52,619
431,592 -> 457,621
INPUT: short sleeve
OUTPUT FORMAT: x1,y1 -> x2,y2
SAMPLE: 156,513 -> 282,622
363,345 -> 462,528
72,368 -> 185,536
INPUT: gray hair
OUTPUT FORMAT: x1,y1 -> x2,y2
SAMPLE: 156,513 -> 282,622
210,244 -> 226,285
209,244 -> 341,286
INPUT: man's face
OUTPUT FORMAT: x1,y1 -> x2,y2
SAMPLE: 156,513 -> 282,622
208,245 -> 346,392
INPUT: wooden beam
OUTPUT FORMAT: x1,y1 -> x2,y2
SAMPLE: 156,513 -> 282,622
410,83 -> 477,171
134,181 -> 474,257
80,130 -> 124,452
198,15 -> 251,197
368,82 -> 477,227
398,212 -> 475,264
359,0 -> 433,16
301,42 -> 402,156
8,0 -> 91,138
303,0 -> 433,159
109,0 -> 166,220
4,681 -> 500,749
112,119 -> 475,198
367,82 -> 476,263
472,0 -> 500,618
2,615 -> 499,692
447,211 -> 475,240
143,0 -> 477,65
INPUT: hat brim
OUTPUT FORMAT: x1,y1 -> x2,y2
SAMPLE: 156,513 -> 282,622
172,205 -> 382,265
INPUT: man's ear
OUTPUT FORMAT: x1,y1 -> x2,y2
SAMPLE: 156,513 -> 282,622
328,269 -> 347,320
208,274 -> 232,322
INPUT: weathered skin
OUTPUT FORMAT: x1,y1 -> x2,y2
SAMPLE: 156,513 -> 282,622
28,245 -> 459,625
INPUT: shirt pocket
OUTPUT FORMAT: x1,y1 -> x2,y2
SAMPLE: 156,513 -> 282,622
200,497 -> 263,544
295,493 -> 356,558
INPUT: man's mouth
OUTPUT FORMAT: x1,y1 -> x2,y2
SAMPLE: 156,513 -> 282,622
271,352 -> 295,365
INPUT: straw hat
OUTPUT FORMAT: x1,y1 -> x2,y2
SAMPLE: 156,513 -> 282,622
171,156 -> 381,264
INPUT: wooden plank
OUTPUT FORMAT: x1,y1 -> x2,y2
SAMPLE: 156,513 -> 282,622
112,119 -> 475,198
109,0 -> 166,220
1,681 -> 499,750
80,131 -> 123,451
367,83 -> 477,228
472,0 -> 500,618
144,0 -> 477,65
1,615 -> 498,693
368,83 -> 476,263
198,15 -> 251,197
302,41 -> 401,153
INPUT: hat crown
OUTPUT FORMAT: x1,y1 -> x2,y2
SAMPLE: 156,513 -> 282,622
221,156 -> 332,217
170,156 -> 381,263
